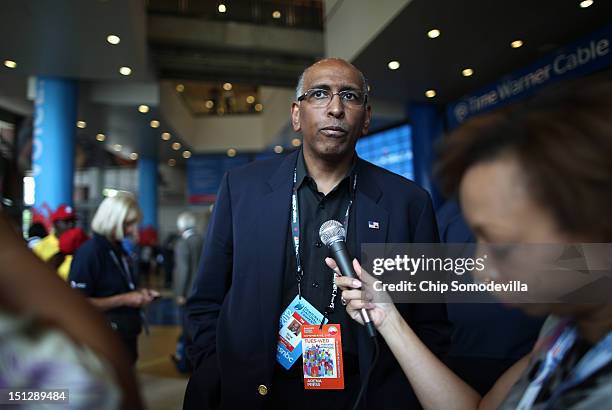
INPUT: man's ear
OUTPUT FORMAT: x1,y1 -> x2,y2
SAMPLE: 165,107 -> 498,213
361,105 -> 372,135
291,102 -> 301,132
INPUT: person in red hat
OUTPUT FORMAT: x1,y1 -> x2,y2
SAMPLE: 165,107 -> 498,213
32,204 -> 77,277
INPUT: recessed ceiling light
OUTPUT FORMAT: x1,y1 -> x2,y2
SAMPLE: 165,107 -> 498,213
272,10 -> 281,19
227,148 -> 236,157
223,82 -> 232,91
254,103 -> 263,112
427,29 -> 441,39
580,0 -> 594,8
291,138 -> 301,147
161,132 -> 171,141
3,60 -> 17,69
138,104 -> 149,113
119,66 -> 132,76
172,142 -> 181,150
511,40 -> 524,49
387,60 -> 400,70
76,121 -> 87,129
113,144 -> 122,151
106,35 -> 120,45
182,150 -> 192,159
168,159 -> 176,166
218,4 -> 227,13
96,133 -> 106,142
246,95 -> 255,104
274,145 -> 284,153
176,84 -> 185,92
130,152 -> 138,160
462,68 -> 474,77
425,89 -> 436,98
205,100 -> 214,109
150,120 -> 160,128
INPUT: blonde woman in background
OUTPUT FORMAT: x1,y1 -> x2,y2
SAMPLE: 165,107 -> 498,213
69,191 -> 159,364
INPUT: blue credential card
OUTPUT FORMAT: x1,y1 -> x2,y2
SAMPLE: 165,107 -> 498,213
276,295 -> 326,370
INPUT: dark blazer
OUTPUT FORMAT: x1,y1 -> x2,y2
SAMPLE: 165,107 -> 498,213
185,150 -> 450,409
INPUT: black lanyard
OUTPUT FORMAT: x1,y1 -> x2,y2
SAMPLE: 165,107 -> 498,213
290,168 -> 357,324
109,249 -> 136,290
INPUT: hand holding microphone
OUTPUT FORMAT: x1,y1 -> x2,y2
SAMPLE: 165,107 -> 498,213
319,220 -> 379,337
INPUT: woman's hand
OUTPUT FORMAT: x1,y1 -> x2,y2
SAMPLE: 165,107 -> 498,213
325,257 -> 400,332
122,289 -> 158,308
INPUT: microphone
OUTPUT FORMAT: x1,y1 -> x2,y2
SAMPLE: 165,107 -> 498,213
319,220 -> 376,338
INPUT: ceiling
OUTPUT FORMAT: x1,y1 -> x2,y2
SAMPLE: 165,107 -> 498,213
0,0 -> 611,169
354,0 -> 612,104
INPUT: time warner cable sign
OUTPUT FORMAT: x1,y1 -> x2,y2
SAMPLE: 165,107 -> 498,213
447,25 -> 612,129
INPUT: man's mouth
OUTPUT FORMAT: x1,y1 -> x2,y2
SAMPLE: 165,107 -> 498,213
320,126 -> 348,137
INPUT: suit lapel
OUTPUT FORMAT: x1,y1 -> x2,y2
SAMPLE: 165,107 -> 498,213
354,159 -> 390,383
256,151 -> 299,373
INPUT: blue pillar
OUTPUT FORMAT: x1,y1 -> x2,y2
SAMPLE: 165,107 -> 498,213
32,77 -> 78,210
138,156 -> 158,229
408,103 -> 444,209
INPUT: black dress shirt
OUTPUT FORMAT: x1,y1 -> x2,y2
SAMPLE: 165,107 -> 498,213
269,150 -> 361,408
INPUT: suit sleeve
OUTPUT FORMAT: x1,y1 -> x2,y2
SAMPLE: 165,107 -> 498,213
173,239 -> 189,297
186,172 -> 234,369
406,192 -> 452,359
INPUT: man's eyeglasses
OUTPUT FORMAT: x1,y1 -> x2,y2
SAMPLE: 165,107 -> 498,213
297,88 -> 368,108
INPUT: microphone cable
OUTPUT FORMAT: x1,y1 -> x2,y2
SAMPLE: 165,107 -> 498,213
351,334 -> 379,410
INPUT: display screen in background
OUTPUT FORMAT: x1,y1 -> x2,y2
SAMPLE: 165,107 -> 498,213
356,124 -> 414,181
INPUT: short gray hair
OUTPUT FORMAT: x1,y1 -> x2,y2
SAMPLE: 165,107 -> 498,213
177,211 -> 197,232
295,59 -> 370,101
91,191 -> 140,241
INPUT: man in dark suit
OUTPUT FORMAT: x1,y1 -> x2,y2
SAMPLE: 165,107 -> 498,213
184,58 -> 450,409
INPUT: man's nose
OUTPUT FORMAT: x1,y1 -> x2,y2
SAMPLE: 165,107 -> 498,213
326,94 -> 345,118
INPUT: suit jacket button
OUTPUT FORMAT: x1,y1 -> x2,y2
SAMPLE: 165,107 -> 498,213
258,385 -> 268,396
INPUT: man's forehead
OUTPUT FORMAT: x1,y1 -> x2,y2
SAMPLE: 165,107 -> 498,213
303,60 -> 363,89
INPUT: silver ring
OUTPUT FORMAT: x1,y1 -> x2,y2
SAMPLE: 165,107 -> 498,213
341,297 -> 347,306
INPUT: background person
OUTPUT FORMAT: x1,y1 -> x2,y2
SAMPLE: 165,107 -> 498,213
332,77 -> 612,409
69,191 -> 160,364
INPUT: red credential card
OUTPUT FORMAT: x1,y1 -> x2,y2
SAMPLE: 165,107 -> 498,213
301,324 -> 344,390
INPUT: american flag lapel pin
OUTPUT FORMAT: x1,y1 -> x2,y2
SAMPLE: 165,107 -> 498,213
368,221 -> 380,230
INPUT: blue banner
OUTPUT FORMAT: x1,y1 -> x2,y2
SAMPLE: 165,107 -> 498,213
187,154 -> 250,204
447,25 -> 612,129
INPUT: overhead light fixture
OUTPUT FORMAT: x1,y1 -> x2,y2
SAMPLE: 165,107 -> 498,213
106,34 -> 120,45
387,60 -> 400,70
223,82 -> 232,91
272,10 -> 281,19
161,132 -> 171,141
168,159 -> 176,166
76,121 -> 87,129
119,66 -> 132,76
3,60 -> 17,69
96,133 -> 106,142
130,152 -> 138,160
510,40 -> 524,49
580,0 -> 594,8
227,148 -> 236,157
150,120 -> 160,128
182,150 -> 192,159
138,104 -> 149,113
218,3 -> 227,13
425,89 -> 436,98
274,145 -> 284,154
172,142 -> 181,150
113,144 -> 122,151
205,100 -> 214,109
176,84 -> 185,92
246,95 -> 255,104
427,29 -> 441,39
291,138 -> 301,147
462,68 -> 474,77
254,103 -> 263,112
